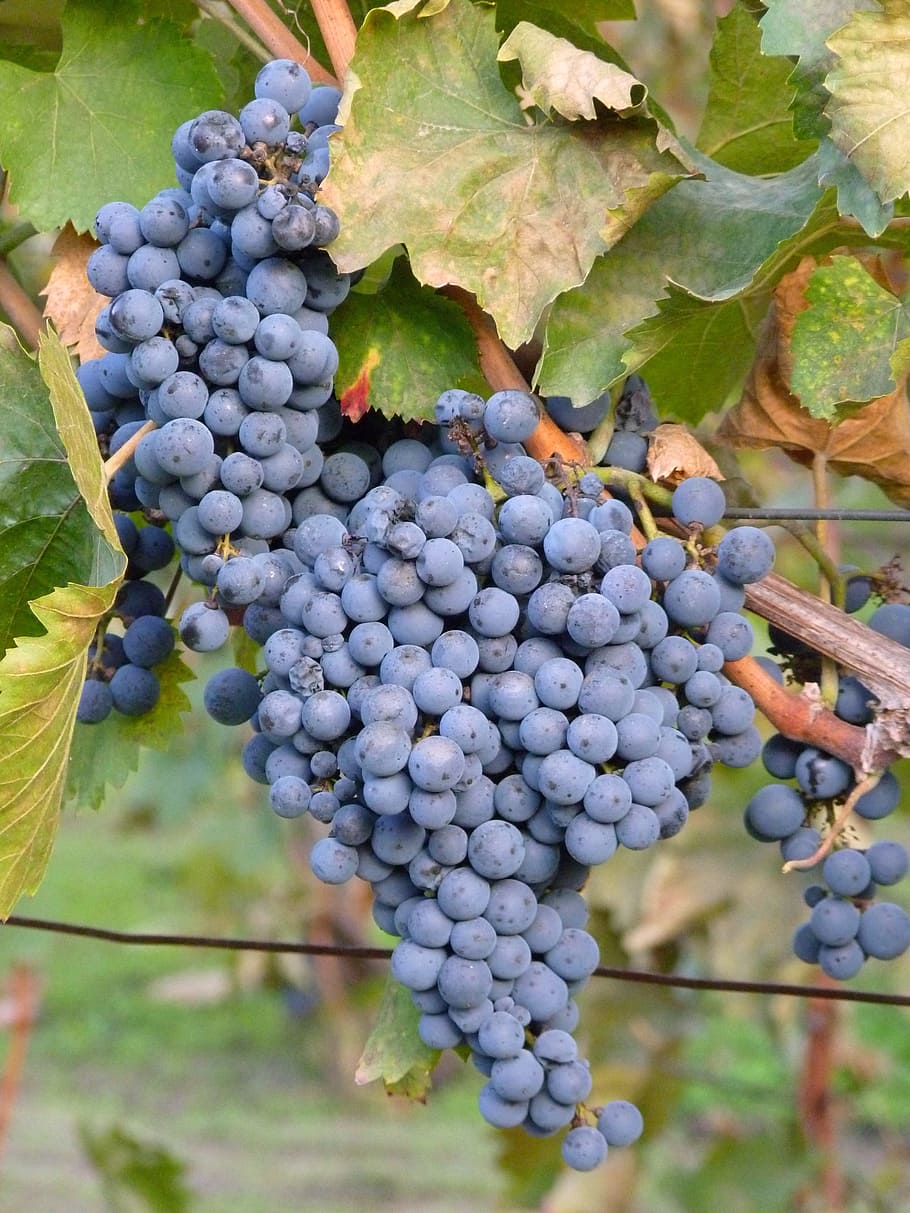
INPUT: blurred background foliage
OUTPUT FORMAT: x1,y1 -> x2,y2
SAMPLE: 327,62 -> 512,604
0,1 -> 908,1210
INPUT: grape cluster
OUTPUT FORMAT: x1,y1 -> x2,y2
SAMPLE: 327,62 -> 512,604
746,601 -> 910,979
189,390 -> 772,1168
78,60 -> 349,719
77,513 -> 176,721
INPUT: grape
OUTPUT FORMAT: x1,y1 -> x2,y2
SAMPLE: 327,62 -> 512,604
868,602 -> 910,647
122,616 -> 175,667
255,58 -> 312,112
857,902 -> 910,959
561,1126 -> 608,1172
671,477 -> 726,527
109,664 -> 160,715
483,390 -> 540,443
794,747 -> 852,800
715,526 -> 775,585
744,785 -> 806,841
810,896 -> 861,947
866,841 -> 909,886
822,849 -> 872,897
77,680 -> 113,724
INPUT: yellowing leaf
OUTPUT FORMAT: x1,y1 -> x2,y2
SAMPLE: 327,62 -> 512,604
321,0 -> 686,348
0,580 -> 118,913
826,1 -> 910,204
717,256 -> 910,507
0,327 -> 124,912
498,22 -> 646,120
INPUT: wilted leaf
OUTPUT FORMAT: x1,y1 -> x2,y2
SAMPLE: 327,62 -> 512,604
826,1 -> 910,205
498,23 -> 646,120
537,153 -> 823,413
332,259 -> 485,423
0,0 -> 222,232
697,4 -> 818,175
40,227 -> 106,364
646,423 -> 724,485
790,254 -> 910,419
355,973 -> 439,1099
65,647 -> 195,811
321,0 -> 686,348
717,257 -> 910,506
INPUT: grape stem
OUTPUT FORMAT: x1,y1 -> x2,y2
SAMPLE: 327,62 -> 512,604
223,0 -> 338,85
781,772 -> 882,874
102,419 -> 156,485
309,0 -> 358,80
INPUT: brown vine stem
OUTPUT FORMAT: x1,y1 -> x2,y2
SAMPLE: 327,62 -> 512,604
442,285 -> 590,466
224,0 -> 338,85
309,0 -> 358,81
103,420 -> 156,485
725,656 -> 867,769
0,259 -> 43,348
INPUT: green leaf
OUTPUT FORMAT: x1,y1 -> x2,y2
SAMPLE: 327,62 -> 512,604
355,974 -> 440,1099
0,329 -> 125,912
80,1123 -> 191,1213
0,330 -> 98,654
0,0 -> 223,232
696,4 -> 817,174
817,136 -> 894,237
826,1 -> 910,204
321,0 -> 686,348
66,647 -> 195,811
537,153 -> 823,412
332,258 -> 485,422
790,256 -> 910,420
620,281 -> 771,416
497,22 -> 646,119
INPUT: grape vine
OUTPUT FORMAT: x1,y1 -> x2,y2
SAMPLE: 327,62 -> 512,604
0,0 -> 908,1204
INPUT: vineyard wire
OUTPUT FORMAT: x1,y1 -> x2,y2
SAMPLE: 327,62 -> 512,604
3,915 -> 909,1008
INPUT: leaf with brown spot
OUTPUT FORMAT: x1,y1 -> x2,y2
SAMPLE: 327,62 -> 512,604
40,226 -> 106,363
321,0 -> 687,349
717,256 -> 910,507
646,422 -> 724,486
339,348 -> 381,423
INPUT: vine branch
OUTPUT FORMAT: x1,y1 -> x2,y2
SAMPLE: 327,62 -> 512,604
0,259 -> 43,349
224,0 -> 338,84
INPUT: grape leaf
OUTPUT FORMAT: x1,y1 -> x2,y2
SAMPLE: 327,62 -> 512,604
759,0 -> 878,140
0,328 -> 125,914
826,1 -> 910,205
718,257 -> 910,507
497,23 -> 646,120
320,0 -> 686,348
620,281 -> 772,415
496,0 -> 636,51
816,137 -> 893,238
355,974 -> 439,1100
696,4 -> 817,175
332,259 -> 485,423
0,0 -> 223,233
40,227 -> 106,364
536,153 -> 823,413
79,1124 -> 191,1213
0,329 -> 99,653
790,255 -> 910,419
65,647 -> 196,812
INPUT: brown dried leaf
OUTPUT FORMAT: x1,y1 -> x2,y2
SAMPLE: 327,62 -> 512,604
40,225 -> 106,363
717,255 -> 910,507
647,422 -> 724,486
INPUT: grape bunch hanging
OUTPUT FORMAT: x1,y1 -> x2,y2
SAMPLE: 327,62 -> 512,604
76,56 -> 909,1174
